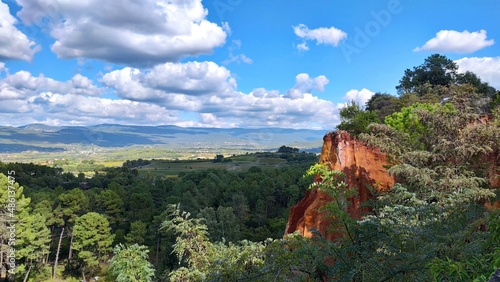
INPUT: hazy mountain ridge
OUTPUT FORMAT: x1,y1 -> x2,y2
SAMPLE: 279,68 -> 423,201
0,124 -> 328,153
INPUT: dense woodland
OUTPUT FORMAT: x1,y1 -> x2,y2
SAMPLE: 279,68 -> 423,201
0,151 -> 317,281
1,54 -> 500,281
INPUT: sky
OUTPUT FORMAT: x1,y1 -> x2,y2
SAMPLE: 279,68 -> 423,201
0,0 -> 499,129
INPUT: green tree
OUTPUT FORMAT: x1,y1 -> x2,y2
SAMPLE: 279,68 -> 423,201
72,212 -> 115,280
0,173 -> 51,281
49,188 -> 89,280
108,244 -> 155,282
127,192 -> 154,222
365,92 -> 401,121
125,221 -> 147,245
198,206 -> 241,242
396,54 -> 458,95
277,146 -> 299,153
98,189 -> 124,227
336,101 -> 380,137
213,154 -> 224,163
383,102 -> 456,150
456,70 -> 497,99
358,84 -> 500,280
161,205 -> 267,281
15,213 -> 51,280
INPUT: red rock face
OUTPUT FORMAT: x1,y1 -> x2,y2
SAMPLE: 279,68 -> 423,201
285,131 -> 395,240
285,129 -> 500,240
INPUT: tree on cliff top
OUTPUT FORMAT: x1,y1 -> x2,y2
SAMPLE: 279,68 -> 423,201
396,54 -> 458,95
396,54 -> 496,100
336,101 -> 380,137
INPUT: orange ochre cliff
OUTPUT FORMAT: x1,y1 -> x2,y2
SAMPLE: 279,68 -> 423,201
285,130 -> 500,240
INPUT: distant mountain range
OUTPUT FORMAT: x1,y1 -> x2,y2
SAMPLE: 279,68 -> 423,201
0,124 -> 330,154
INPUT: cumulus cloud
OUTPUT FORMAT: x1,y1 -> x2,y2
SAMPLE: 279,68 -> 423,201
455,57 -> 500,89
340,88 -> 375,108
414,30 -> 494,53
285,73 -> 329,99
293,24 -> 347,48
0,92 -> 177,126
101,61 -> 237,104
0,1 -> 39,61
0,58 -> 340,128
100,62 -> 339,128
0,71 -> 103,100
15,0 -> 227,66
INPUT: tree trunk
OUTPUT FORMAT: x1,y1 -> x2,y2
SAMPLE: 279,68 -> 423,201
82,267 -> 86,282
53,227 -> 64,279
23,265 -> 32,282
68,232 -> 73,260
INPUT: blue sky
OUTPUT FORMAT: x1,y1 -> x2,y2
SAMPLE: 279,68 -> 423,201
0,0 -> 499,129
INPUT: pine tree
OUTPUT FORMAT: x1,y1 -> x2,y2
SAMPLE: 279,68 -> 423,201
72,212 -> 114,280
0,173 -> 51,282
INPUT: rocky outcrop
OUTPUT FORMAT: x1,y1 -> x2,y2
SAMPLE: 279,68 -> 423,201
285,128 -> 500,239
285,131 -> 394,240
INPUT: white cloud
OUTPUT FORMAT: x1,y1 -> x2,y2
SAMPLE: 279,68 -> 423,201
341,88 -> 375,108
296,42 -> 309,51
101,63 -> 339,128
15,0 -> 227,66
414,30 -> 494,53
0,1 -> 39,61
0,91 -> 179,127
455,57 -> 500,89
0,71 -> 103,99
293,24 -> 347,47
0,59 -> 340,129
286,73 -> 329,99
101,61 -> 237,104
0,62 -> 6,73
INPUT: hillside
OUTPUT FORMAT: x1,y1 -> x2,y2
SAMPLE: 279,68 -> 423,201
0,124 -> 326,162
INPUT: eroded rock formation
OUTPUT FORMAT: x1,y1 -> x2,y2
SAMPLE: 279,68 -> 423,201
285,128 -> 500,239
285,131 -> 394,240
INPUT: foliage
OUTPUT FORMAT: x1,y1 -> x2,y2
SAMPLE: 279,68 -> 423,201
161,204 -> 268,281
365,92 -> 401,121
72,212 -> 115,277
277,145 -> 299,153
124,221 -> 147,245
396,54 -> 458,95
359,84 -> 500,280
384,102 -> 457,150
336,101 -> 380,137
108,244 -> 155,282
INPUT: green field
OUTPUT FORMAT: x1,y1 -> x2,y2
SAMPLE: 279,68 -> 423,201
136,152 -> 317,177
